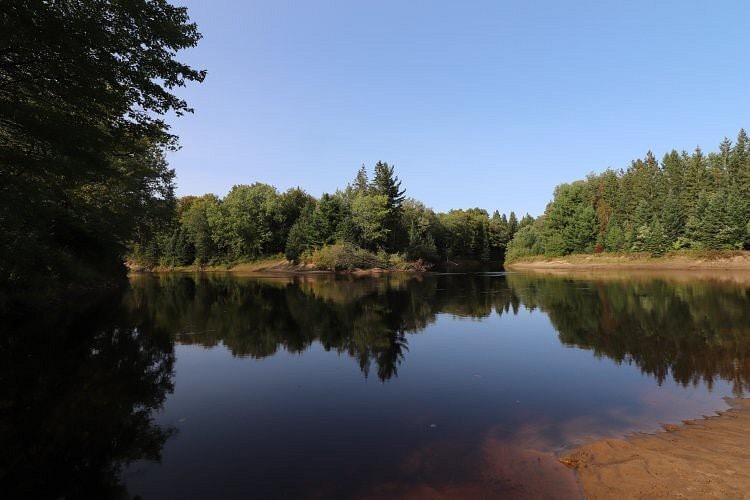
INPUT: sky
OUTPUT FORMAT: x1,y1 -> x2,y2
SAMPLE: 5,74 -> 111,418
167,0 -> 749,216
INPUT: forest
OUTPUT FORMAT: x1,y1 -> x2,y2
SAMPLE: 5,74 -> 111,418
506,131 -> 750,261
3,1 -> 750,304
130,162 -> 529,270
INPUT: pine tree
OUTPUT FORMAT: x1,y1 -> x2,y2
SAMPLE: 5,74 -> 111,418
285,202 -> 314,261
681,147 -> 707,217
731,129 -> 750,208
723,190 -> 748,249
310,194 -> 344,247
508,211 -> 518,237
371,161 -> 406,251
684,193 -> 709,248
661,150 -> 684,196
353,164 -> 369,195
702,192 -> 728,248
645,219 -> 668,255
371,161 -> 406,208
480,221 -> 491,261
604,219 -> 625,252
565,205 -> 598,253
660,191 -> 683,245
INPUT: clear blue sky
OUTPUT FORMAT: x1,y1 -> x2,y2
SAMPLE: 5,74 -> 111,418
168,0 -> 749,216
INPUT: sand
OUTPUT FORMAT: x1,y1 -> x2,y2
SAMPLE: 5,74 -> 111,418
506,251 -> 750,272
559,397 -> 750,499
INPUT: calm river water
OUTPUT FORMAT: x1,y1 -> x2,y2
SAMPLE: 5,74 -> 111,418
3,272 -> 749,498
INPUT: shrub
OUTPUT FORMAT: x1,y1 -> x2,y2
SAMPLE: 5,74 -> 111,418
311,243 -> 386,271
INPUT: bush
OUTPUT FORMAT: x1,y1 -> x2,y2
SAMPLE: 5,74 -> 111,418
310,243 -> 386,271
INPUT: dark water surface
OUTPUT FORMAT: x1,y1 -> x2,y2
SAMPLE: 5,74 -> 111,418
3,272 -> 750,498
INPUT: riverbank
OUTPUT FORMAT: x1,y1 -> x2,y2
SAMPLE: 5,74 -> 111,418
506,250 -> 750,271
127,257 -> 432,275
560,397 -> 750,498
126,255 -> 503,275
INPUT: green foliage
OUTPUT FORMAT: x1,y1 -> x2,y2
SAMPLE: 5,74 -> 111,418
1,0 -> 204,294
180,194 -> 219,265
403,199 -> 439,260
310,193 -> 346,247
351,194 -> 391,250
604,219 -> 625,252
371,161 -> 406,251
285,202 -> 315,261
507,130 -> 750,259
311,243 -> 386,271
505,221 -> 545,262
131,162 -> 524,269
565,205 -> 598,253
164,227 -> 195,266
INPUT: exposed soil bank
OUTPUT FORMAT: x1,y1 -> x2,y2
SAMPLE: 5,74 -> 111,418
506,250 -> 750,271
560,397 -> 750,499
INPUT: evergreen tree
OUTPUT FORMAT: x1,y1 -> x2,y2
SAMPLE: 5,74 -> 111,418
661,150 -> 684,196
371,161 -> 406,251
722,191 -> 748,249
480,221 -> 491,261
685,193 -> 709,248
508,211 -> 519,236
353,165 -> 370,195
604,219 -> 625,252
166,227 -> 195,266
681,147 -> 707,217
565,205 -> 598,253
284,201 -> 314,261
645,219 -> 668,255
310,194 -> 345,247
660,191 -> 683,245
729,130 -> 748,186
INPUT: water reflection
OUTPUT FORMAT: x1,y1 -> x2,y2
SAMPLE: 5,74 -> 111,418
128,272 -> 750,391
3,272 -> 750,498
506,273 -> 750,395
0,293 -> 175,499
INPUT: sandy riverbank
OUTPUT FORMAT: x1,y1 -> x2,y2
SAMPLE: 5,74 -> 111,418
559,397 -> 750,498
506,250 -> 750,271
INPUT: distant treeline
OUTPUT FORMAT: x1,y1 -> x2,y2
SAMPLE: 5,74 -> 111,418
506,130 -> 750,261
131,162 -> 531,269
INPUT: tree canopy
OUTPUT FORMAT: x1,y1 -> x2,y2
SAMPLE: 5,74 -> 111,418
1,0 -> 205,296
506,130 -> 750,261
134,162 -> 525,269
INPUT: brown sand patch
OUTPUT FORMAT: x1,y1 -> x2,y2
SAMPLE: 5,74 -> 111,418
506,251 -> 750,272
560,397 -> 750,499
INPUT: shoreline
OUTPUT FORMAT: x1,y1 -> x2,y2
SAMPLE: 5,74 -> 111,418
506,250 -> 750,271
559,397 -> 750,498
126,257 -> 503,276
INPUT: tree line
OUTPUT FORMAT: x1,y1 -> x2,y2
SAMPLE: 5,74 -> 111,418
132,162 -> 530,269
507,130 -> 750,261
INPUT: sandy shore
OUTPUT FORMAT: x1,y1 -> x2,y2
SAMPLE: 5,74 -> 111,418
506,251 -> 750,271
559,397 -> 750,499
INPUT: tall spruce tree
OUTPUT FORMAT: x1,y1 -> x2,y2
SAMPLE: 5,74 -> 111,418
371,162 -> 406,251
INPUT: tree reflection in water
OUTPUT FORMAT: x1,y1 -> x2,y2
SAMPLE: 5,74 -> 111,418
2,271 -> 749,498
0,292 -> 175,499
128,272 -> 750,393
